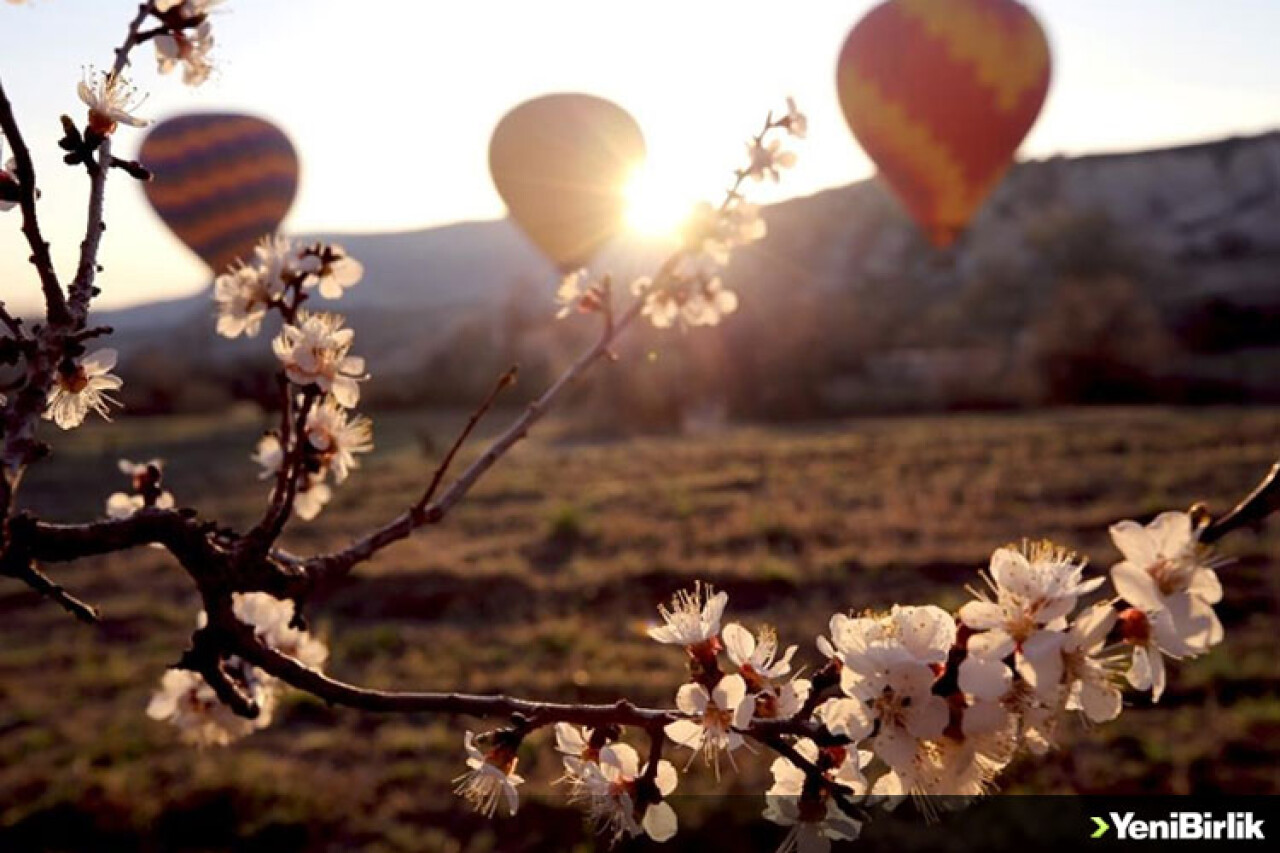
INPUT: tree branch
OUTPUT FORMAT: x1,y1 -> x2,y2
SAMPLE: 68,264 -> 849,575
0,78 -> 68,323
22,509 -> 210,563
231,624 -> 677,728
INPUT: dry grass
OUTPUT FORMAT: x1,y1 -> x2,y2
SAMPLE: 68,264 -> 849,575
3,406 -> 1280,850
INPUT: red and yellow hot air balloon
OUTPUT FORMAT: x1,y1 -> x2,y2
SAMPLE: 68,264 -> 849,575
489,94 -> 646,272
139,113 -> 300,273
837,0 -> 1051,246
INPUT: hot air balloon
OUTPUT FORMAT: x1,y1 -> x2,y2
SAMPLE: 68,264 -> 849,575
489,94 -> 645,272
139,113 -> 300,273
837,0 -> 1051,247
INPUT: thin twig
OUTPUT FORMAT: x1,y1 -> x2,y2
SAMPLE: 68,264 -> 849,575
245,390 -> 317,554
413,365 -> 518,516
68,1 -> 156,324
0,303 -> 26,340
0,559 -> 99,623
1201,459 -> 1280,544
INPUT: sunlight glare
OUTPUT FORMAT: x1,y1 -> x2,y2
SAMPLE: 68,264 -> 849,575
623,165 -> 696,239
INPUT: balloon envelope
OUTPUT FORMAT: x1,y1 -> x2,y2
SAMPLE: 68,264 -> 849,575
837,0 -> 1051,246
140,113 -> 300,272
489,94 -> 645,272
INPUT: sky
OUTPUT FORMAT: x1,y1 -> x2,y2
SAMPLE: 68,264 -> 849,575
2,0 -> 1279,312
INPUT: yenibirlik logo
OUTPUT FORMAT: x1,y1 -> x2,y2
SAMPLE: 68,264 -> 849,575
1091,812 -> 1265,841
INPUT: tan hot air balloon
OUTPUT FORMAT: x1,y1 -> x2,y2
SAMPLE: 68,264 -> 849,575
489,94 -> 646,272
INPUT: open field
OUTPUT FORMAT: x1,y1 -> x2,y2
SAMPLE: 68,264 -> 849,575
3,406 -> 1280,851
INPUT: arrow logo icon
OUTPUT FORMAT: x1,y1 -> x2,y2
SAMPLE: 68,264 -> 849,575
1091,816 -> 1111,839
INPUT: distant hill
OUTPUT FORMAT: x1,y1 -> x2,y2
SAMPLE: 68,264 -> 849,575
97,216 -> 675,376
100,130 -> 1280,414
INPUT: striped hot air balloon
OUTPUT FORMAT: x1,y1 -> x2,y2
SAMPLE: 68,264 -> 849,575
139,113 -> 300,273
837,0 -> 1051,247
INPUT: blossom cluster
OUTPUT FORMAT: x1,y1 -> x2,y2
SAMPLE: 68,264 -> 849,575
213,235 -> 363,339
146,592 -> 327,747
440,509 -> 1225,851
152,0 -> 224,86
211,234 -> 371,520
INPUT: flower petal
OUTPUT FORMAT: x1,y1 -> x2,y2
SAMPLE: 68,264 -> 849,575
815,697 -> 873,741
1111,561 -> 1165,612
958,656 -> 1011,700
663,719 -> 704,749
675,683 -> 709,715
721,622 -> 754,667
1109,519 -> 1158,566
643,801 -> 678,842
959,600 -> 1005,631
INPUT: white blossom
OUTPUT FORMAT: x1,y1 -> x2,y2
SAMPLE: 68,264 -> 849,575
648,583 -> 727,647
254,234 -> 314,289
272,312 -> 367,407
290,476 -> 332,521
232,592 -> 328,669
1110,512 -> 1224,657
764,739 -> 868,853
453,731 -> 523,817
724,622 -> 810,723
554,722 -> 598,768
818,606 -> 954,777
105,457 -> 175,518
724,622 -> 795,680
105,490 -> 175,519
562,741 -> 679,844
555,268 -> 601,319
252,434 -> 284,480
782,96 -> 808,139
664,674 -> 751,778
745,137 -> 796,183
305,399 -> 373,484
959,541 -> 1104,701
251,434 -> 332,521
872,725 -> 1015,804
1061,601 -> 1123,722
43,348 -> 122,429
154,19 -> 215,86
213,264 -> 275,338
145,666 -> 275,747
821,604 -> 956,671
78,69 -> 149,135
305,243 -> 363,300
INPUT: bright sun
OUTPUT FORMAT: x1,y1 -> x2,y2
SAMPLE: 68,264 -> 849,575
623,166 -> 695,239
